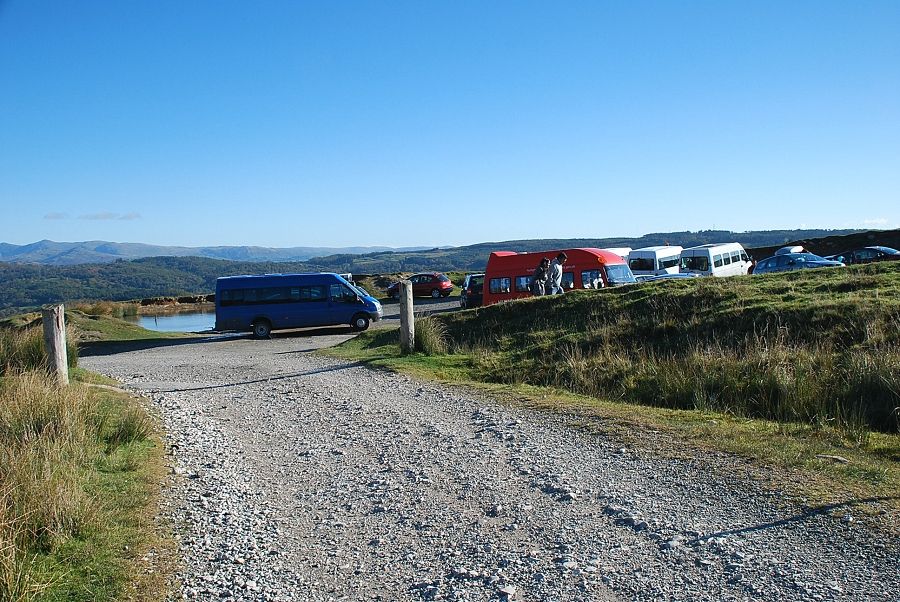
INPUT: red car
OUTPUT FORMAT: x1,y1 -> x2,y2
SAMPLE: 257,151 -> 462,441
386,273 -> 454,299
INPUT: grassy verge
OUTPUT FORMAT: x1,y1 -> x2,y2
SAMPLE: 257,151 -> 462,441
439,263 -> 900,434
1,317 -> 173,601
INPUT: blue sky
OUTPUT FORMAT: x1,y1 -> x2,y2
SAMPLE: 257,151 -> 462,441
1,1 -> 898,248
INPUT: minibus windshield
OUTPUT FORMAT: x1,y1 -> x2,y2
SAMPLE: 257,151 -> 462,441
347,283 -> 371,298
681,256 -> 710,271
605,264 -> 637,284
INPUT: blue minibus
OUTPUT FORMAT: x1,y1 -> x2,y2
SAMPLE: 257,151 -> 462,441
215,273 -> 383,338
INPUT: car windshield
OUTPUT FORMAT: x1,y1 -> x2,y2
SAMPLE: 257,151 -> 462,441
605,264 -> 637,284
681,256 -> 710,271
438,275 -> 450,282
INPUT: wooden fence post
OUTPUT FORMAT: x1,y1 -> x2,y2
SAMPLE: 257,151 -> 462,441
41,303 -> 69,386
399,280 -> 415,353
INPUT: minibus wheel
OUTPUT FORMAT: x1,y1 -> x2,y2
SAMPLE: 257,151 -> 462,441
351,314 -> 370,331
430,288 -> 441,298
252,319 -> 272,339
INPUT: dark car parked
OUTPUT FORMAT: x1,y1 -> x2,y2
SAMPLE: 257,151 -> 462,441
386,272 -> 454,299
825,246 -> 900,265
459,273 -> 484,309
753,252 -> 844,274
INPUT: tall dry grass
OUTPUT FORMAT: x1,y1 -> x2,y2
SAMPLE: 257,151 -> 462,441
0,325 -> 78,376
462,336 -> 900,436
414,317 -> 448,355
0,495 -> 43,602
0,374 -> 99,551
69,301 -> 139,319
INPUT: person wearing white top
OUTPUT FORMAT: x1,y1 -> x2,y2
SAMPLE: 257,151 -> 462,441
547,252 -> 567,295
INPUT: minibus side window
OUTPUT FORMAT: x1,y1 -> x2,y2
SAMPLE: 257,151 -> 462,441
330,284 -> 357,303
220,289 -> 240,306
299,286 -> 327,301
515,276 -> 532,292
714,254 -> 724,268
659,256 -> 679,269
562,272 -> 575,289
682,256 -> 710,271
581,270 -> 603,288
722,254 -> 732,265
490,278 -> 511,294
731,251 -> 741,263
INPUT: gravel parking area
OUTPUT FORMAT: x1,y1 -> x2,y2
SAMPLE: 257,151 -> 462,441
80,334 -> 899,602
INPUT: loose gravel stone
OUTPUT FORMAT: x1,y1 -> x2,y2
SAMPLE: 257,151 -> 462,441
80,333 -> 900,601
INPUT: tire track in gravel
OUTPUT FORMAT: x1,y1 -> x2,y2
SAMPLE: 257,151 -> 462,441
81,334 -> 899,602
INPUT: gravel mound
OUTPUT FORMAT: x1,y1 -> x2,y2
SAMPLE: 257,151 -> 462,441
80,335 -> 899,601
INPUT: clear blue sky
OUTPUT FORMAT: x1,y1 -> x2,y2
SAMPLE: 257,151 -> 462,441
1,1 -> 898,248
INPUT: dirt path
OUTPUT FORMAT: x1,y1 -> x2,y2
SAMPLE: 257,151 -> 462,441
80,333 -> 899,602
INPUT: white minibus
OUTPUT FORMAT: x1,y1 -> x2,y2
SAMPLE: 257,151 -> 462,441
628,246 -> 683,276
602,247 -> 632,262
679,243 -> 752,277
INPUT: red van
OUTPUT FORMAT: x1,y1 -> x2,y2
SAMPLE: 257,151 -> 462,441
482,248 -> 637,306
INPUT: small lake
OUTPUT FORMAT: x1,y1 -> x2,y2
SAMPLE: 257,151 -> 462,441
125,311 -> 216,333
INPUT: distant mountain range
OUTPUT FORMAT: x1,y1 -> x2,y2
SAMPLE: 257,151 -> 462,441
0,240 -> 433,266
0,229 -> 867,266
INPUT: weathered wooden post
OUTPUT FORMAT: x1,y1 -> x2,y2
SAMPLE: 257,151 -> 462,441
41,303 -> 69,386
399,280 -> 415,354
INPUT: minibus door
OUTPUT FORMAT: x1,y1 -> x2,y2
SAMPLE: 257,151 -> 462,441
329,283 -> 359,325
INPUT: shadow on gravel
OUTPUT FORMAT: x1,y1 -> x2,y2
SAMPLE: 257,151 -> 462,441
151,360 -> 377,393
79,326 -> 359,358
692,496 -> 899,543
79,335 -> 228,357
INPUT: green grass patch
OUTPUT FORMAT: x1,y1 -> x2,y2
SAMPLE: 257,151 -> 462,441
0,375 -> 172,601
437,263 -> 900,433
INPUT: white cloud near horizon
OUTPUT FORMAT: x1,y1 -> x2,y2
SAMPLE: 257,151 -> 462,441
77,212 -> 142,221
860,218 -> 899,229
43,212 -> 68,220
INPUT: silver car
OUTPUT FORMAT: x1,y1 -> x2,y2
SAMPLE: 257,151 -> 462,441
753,253 -> 844,274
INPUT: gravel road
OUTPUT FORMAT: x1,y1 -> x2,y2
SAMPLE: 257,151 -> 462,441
80,333 -> 899,602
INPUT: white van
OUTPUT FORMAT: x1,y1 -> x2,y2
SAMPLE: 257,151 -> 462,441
680,243 -> 751,277
628,246 -> 683,276
602,247 -> 632,262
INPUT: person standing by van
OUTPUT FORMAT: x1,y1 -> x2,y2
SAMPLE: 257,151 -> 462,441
532,257 -> 550,295
547,252 -> 567,294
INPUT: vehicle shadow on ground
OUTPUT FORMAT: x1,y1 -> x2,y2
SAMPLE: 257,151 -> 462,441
150,360 -> 375,393
79,335 -> 228,357
79,326 -> 359,357
689,496 -> 899,544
